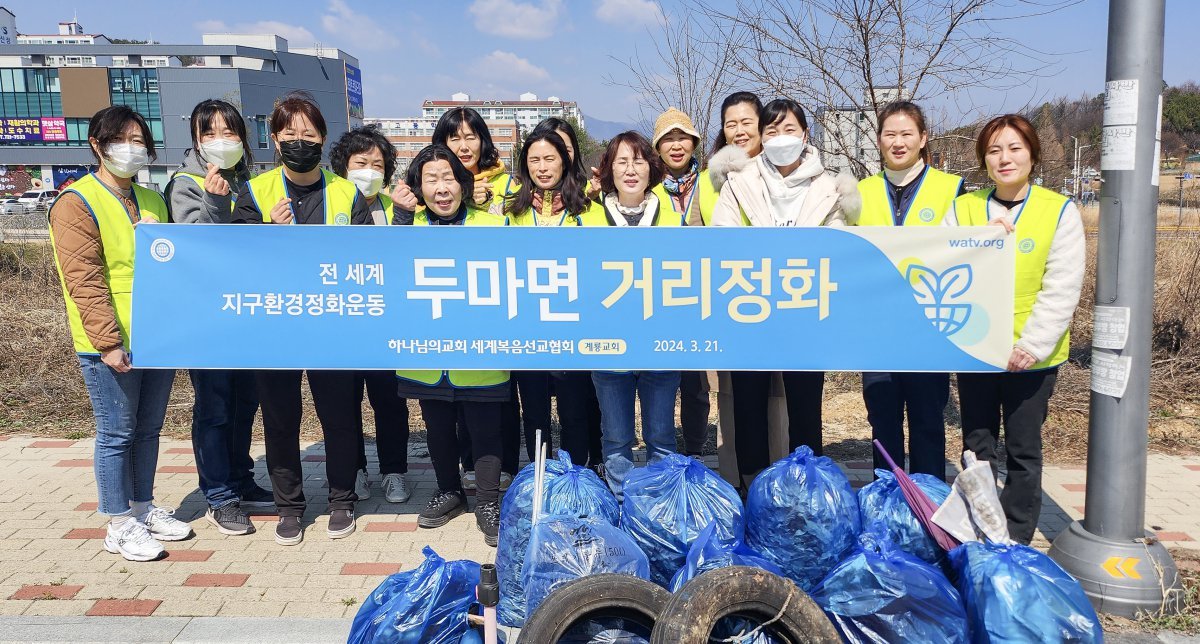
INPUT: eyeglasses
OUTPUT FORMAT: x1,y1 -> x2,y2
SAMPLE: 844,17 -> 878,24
613,158 -> 649,171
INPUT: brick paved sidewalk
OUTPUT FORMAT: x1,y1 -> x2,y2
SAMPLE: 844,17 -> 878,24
0,434 -> 1194,621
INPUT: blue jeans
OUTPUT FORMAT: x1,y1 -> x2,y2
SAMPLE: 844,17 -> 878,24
190,369 -> 259,508
78,355 -> 175,516
591,371 -> 680,499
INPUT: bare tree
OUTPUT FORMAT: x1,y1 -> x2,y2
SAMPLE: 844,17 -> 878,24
605,5 -> 742,164
673,0 -> 1079,177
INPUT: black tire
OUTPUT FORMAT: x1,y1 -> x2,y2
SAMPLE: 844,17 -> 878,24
650,566 -> 841,644
517,573 -> 671,644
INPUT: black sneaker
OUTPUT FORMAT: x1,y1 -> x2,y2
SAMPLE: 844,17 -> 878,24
240,485 -> 276,510
206,503 -> 254,536
476,500 -> 500,547
275,516 -> 303,546
327,509 -> 355,539
418,490 -> 467,529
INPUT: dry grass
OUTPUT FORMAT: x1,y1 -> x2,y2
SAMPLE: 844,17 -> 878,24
3,223 -> 1199,462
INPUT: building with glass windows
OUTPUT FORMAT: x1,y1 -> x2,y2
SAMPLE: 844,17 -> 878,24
0,15 -> 362,195
364,116 -> 521,181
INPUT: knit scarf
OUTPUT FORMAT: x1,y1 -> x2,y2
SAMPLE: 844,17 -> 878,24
531,189 -> 565,225
662,158 -> 699,197
475,160 -> 507,184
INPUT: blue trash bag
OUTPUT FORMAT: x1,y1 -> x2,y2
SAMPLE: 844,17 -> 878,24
348,546 -> 480,644
523,514 -> 650,620
711,616 -> 785,644
497,451 -> 620,627
810,533 -> 968,643
620,453 -> 744,587
668,520 -> 783,592
950,541 -> 1103,643
859,469 -> 953,565
559,616 -> 652,644
744,446 -> 862,591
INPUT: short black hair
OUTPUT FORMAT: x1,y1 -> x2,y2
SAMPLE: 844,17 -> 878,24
87,105 -> 157,164
189,99 -> 253,170
710,91 -> 763,156
270,91 -> 327,138
405,144 -> 475,207
759,98 -> 809,135
531,117 -> 587,181
331,124 -> 398,185
598,131 -> 665,195
431,107 -> 500,172
505,129 -> 590,217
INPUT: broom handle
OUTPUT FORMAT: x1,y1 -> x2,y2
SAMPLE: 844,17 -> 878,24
873,439 -> 901,471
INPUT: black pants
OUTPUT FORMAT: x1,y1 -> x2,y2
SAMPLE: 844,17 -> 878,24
863,372 -> 950,480
256,370 -> 361,517
553,372 -> 603,467
730,371 -> 825,478
679,371 -> 711,455
957,368 -> 1058,545
502,371 -> 552,472
355,371 -> 410,476
422,399 -> 502,504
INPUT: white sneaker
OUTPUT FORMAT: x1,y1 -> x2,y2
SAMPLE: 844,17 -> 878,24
499,472 -> 513,492
141,506 -> 193,542
461,469 -> 477,491
382,473 -> 411,503
104,520 -> 164,562
355,469 -> 371,500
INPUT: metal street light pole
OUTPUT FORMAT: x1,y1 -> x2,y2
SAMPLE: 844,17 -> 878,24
1048,0 -> 1184,618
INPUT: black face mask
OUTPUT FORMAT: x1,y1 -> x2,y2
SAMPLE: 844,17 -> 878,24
278,139 -> 323,173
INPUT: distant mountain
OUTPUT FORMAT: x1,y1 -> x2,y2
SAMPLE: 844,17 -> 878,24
583,115 -> 640,141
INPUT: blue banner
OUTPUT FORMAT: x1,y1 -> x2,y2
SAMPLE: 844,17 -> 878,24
344,63 -> 363,120
132,225 -> 1013,371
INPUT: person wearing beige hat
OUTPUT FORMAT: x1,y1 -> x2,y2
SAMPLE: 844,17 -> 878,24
649,108 -> 719,227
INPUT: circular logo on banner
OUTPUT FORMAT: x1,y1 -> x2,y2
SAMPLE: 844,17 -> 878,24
150,238 -> 175,262
918,208 -> 936,223
334,212 -> 351,226
1018,238 -> 1036,254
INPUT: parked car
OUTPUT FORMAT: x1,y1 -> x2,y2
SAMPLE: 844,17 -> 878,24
1,197 -> 22,215
13,189 -> 59,214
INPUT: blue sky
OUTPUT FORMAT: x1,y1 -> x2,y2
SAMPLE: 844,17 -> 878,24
13,0 -> 1197,127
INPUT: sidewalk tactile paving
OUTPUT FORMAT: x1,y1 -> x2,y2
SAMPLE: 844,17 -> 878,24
86,598 -> 161,616
54,459 -> 93,468
10,584 -> 84,600
363,522 -> 418,533
341,563 -> 402,575
63,528 -> 108,540
183,573 -> 249,587
164,550 -> 214,562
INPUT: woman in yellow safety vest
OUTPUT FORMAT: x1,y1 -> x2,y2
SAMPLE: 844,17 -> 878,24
712,98 -> 861,487
164,99 -> 269,539
396,144 -> 508,548
434,107 -> 517,212
944,113 -> 1085,545
230,92 -> 372,547
48,105 -> 193,562
329,124 -> 414,507
855,100 -> 965,482
648,107 -> 719,459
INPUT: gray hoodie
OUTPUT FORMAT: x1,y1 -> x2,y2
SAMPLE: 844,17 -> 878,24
165,148 -> 252,224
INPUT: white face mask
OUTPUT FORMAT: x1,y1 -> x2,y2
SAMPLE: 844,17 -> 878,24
102,143 -> 149,179
199,139 -> 244,170
761,134 -> 807,167
348,168 -> 385,197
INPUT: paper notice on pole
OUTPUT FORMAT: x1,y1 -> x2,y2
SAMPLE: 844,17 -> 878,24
1093,306 -> 1131,349
1102,126 -> 1136,171
1104,79 -> 1139,125
1091,350 -> 1132,398
1153,94 -> 1163,186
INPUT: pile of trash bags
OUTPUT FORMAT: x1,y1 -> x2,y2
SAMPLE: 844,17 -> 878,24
859,469 -> 952,565
669,520 -> 782,592
348,547 -> 480,644
523,515 -> 650,618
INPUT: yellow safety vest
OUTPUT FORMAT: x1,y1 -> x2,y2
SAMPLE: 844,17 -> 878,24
375,193 -> 394,225
856,167 -> 963,227
246,167 -> 358,225
651,168 -> 719,226
479,172 -> 518,212
601,195 -> 683,226
508,200 -> 609,227
48,173 -> 168,355
398,206 -> 509,387
952,185 -> 1072,369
